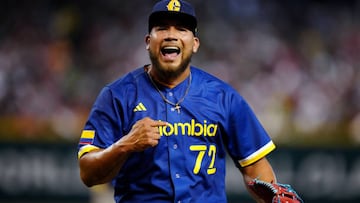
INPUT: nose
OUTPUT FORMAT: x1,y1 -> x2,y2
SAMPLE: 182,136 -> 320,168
164,26 -> 178,41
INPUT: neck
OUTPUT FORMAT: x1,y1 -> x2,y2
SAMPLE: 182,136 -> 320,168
147,66 -> 191,89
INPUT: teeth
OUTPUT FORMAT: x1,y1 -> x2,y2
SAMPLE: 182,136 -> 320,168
163,46 -> 178,50
161,46 -> 180,54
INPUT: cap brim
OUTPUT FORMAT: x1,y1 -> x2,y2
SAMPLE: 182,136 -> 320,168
148,11 -> 197,34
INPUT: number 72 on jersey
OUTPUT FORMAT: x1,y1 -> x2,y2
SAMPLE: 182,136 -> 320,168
190,145 -> 217,175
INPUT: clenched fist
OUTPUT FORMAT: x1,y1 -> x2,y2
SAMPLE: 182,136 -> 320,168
119,117 -> 168,152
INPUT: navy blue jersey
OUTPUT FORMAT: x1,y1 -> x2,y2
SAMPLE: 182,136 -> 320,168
78,66 -> 275,203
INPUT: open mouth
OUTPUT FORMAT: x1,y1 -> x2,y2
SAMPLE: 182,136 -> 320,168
161,46 -> 180,56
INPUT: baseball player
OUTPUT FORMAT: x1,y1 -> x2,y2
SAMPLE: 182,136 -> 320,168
78,0 -> 279,202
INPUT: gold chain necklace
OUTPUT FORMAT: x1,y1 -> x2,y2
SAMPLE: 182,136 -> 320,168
147,70 -> 192,114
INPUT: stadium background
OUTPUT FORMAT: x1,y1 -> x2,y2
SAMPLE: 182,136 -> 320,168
0,0 -> 359,202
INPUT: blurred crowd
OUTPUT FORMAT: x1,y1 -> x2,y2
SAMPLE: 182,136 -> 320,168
0,0 -> 359,146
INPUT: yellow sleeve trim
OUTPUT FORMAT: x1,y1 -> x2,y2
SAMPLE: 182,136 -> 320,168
238,141 -> 276,167
78,144 -> 100,159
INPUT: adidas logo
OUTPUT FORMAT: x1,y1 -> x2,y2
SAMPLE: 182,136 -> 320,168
133,102 -> 147,112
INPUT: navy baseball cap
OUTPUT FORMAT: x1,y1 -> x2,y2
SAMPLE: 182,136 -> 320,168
148,0 -> 197,35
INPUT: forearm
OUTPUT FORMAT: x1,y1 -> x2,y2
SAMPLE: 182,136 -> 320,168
240,157 -> 276,202
240,158 -> 276,182
78,117 -> 167,187
79,141 -> 132,187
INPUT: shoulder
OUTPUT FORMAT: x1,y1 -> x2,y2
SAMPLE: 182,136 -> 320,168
191,66 -> 239,95
92,67 -> 147,104
190,66 -> 248,111
105,67 -> 147,94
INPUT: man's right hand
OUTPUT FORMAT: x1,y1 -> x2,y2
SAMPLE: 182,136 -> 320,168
119,117 -> 168,152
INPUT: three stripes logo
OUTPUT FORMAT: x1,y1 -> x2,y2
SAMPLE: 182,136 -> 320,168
133,102 -> 147,112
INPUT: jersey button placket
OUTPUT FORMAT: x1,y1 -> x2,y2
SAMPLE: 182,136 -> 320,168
165,90 -> 178,113
166,92 -> 188,203
169,91 -> 175,112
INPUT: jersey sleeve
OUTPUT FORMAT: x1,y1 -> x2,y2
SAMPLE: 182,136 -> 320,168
225,92 -> 275,167
77,86 -> 123,158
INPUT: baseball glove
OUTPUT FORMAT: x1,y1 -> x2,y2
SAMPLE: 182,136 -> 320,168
247,179 -> 304,203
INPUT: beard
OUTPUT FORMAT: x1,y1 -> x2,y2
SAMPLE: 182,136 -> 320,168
148,50 -> 192,80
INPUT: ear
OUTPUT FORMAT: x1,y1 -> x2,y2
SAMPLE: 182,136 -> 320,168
145,34 -> 150,50
192,37 -> 200,53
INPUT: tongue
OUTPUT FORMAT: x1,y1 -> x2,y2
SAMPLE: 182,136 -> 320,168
163,52 -> 178,60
